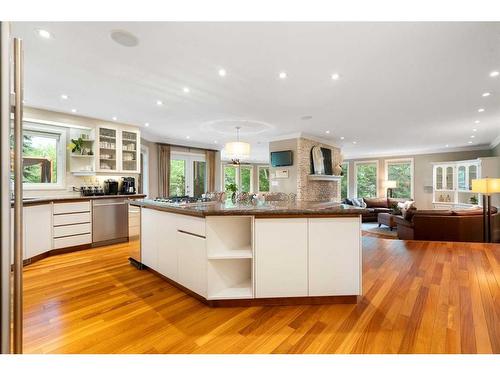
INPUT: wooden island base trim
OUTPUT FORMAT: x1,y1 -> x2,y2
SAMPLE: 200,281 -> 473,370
146,267 -> 358,307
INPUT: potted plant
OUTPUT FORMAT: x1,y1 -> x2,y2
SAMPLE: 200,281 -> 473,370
470,195 -> 478,205
225,183 -> 238,203
68,137 -> 84,154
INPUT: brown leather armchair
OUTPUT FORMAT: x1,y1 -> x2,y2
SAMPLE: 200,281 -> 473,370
395,208 -> 500,243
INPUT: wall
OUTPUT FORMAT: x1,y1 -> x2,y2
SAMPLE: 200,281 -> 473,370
492,142 -> 500,157
141,138 -> 158,198
346,148 -> 494,209
23,107 -> 141,198
269,137 -> 341,202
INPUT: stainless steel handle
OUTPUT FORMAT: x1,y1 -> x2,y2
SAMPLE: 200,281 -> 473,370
93,202 -> 128,207
13,38 -> 23,355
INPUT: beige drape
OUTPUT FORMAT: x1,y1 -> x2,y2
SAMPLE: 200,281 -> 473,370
158,144 -> 171,197
205,150 -> 216,192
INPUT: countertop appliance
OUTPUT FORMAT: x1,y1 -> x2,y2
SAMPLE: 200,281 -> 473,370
128,203 -> 142,268
92,198 -> 128,246
79,185 -> 104,196
121,177 -> 136,195
104,179 -> 119,195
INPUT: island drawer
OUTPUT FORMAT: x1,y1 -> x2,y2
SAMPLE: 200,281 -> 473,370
53,212 -> 91,226
53,223 -> 91,238
53,201 -> 91,214
176,215 -> 206,237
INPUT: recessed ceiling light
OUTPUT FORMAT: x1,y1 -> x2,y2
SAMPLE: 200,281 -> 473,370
112,116 -> 117,121
35,29 -> 52,39
60,94 -> 68,100
470,135 -> 475,138
331,73 -> 340,80
218,69 -> 226,77
279,72 -> 287,79
482,92 -> 491,97
71,108 -> 77,113
340,136 -> 345,140
352,141 -> 357,144
478,108 -> 485,112
144,122 -> 149,127
445,144 -> 449,148
183,87 -> 190,93
474,120 -> 480,124
473,128 -> 477,132
490,71 -> 499,77
186,135 -> 190,139
325,130 -> 330,134
468,141 -> 473,144
110,30 -> 139,47
214,140 -> 218,144
156,100 -> 163,106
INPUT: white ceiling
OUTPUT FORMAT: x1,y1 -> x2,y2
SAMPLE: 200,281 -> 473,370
11,22 -> 500,161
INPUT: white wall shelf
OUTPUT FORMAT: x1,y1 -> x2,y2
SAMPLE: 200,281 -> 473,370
208,279 -> 253,300
207,246 -> 252,259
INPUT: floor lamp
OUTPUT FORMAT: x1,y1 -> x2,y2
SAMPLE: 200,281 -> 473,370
471,178 -> 500,243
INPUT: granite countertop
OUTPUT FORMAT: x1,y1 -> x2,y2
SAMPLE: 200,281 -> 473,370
13,194 -> 146,206
131,199 -> 366,218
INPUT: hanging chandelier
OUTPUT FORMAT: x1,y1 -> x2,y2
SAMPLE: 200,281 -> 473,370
225,126 -> 251,163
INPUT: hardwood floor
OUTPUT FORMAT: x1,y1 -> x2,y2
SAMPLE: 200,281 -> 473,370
22,237 -> 500,354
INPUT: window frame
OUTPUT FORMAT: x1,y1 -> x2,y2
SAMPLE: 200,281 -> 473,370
384,158 -> 414,199
354,160 -> 379,198
170,151 -> 207,197
257,165 -> 270,193
221,163 -> 254,193
22,122 -> 66,190
341,161 -> 349,199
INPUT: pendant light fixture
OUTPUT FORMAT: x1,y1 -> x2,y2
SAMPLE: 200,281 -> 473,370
225,126 -> 251,164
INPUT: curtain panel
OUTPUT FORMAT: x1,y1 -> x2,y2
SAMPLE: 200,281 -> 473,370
205,150 -> 216,192
157,144 -> 171,197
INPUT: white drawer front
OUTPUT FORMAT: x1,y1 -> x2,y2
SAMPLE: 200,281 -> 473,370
53,233 -> 92,249
54,223 -> 91,238
53,212 -> 91,226
176,215 -> 206,237
53,201 -> 91,214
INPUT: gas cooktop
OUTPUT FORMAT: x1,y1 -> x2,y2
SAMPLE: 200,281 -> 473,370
154,196 -> 210,205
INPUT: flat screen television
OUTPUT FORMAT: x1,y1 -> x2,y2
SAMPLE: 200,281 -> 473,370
271,150 -> 293,167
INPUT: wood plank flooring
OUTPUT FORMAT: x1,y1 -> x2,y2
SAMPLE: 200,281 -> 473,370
22,237 -> 500,354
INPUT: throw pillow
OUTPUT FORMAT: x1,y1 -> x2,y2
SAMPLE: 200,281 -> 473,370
351,198 -> 367,208
398,200 -> 415,218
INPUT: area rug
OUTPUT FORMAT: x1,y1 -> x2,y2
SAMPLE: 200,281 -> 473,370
361,222 -> 398,239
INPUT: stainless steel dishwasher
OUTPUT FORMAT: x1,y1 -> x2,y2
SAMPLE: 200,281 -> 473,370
92,198 -> 129,246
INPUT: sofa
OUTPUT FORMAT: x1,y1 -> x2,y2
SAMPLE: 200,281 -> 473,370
395,207 -> 500,243
343,197 -> 407,222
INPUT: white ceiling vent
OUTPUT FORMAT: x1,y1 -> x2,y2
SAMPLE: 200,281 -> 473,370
110,30 -> 139,47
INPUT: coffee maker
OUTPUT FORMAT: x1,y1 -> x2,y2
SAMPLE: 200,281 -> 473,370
103,179 -> 119,195
121,177 -> 136,195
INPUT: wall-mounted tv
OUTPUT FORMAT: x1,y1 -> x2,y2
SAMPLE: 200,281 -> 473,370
271,150 -> 293,167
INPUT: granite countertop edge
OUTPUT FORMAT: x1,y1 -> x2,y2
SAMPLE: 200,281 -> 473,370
13,194 -> 146,207
130,200 -> 366,218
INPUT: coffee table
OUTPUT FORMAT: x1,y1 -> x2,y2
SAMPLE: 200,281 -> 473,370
378,212 -> 396,230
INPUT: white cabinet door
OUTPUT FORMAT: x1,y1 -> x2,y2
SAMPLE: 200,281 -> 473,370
177,231 -> 207,298
309,217 -> 361,296
25,205 -> 53,258
255,218 -> 308,298
157,212 -> 179,281
141,208 -> 159,270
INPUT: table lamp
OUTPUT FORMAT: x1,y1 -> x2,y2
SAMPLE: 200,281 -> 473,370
385,180 -> 397,198
471,178 -> 500,243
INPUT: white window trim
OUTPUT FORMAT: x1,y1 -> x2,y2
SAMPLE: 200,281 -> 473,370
221,163 -> 254,193
257,165 -> 270,193
141,144 -> 149,197
22,122 -> 66,190
341,161 -> 349,199
384,158 -> 414,199
354,160 -> 379,198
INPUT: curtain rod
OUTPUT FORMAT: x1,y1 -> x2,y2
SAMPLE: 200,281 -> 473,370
157,142 -> 219,152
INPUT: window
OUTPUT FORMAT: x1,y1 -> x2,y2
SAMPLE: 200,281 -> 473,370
355,161 -> 378,198
258,166 -> 270,192
385,159 -> 414,199
341,162 -> 349,199
169,152 -> 206,197
18,123 -> 65,189
222,164 -> 254,194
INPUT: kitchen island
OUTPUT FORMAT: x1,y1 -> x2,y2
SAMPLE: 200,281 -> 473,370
130,199 -> 365,306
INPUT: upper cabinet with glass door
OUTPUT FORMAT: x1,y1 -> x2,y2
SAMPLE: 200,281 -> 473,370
121,130 -> 140,173
97,126 -> 140,173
